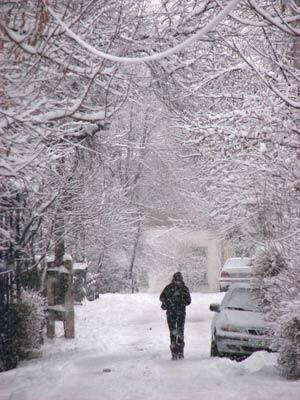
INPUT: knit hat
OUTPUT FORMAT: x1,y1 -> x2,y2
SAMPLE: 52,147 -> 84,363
173,272 -> 183,282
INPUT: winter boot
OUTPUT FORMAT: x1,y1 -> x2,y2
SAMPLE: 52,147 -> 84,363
177,342 -> 185,359
170,344 -> 178,360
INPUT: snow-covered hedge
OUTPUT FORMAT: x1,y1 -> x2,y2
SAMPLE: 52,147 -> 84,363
98,267 -> 133,294
274,301 -> 300,380
252,247 -> 300,380
73,274 -> 87,303
13,289 -> 46,360
252,247 -> 287,279
252,246 -> 286,314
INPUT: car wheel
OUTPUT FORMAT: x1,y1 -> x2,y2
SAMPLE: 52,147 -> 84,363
219,286 -> 228,292
210,337 -> 220,357
230,354 -> 249,362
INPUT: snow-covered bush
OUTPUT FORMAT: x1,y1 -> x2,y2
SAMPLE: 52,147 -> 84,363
98,265 -> 132,294
13,289 -> 46,360
253,247 -> 287,279
73,275 -> 87,304
274,301 -> 300,380
86,272 -> 101,301
253,249 -> 300,380
252,246 -> 287,313
273,260 -> 300,380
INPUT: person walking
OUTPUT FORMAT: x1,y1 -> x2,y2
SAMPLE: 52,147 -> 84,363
159,272 -> 191,360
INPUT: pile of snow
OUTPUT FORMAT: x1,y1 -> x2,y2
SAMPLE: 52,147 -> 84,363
241,351 -> 278,374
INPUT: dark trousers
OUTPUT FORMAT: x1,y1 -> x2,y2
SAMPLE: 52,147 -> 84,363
167,311 -> 186,344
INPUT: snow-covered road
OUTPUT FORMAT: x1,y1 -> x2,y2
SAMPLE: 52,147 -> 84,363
1,292 -> 300,400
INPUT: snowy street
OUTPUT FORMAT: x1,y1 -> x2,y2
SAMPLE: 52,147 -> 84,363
1,292 -> 299,400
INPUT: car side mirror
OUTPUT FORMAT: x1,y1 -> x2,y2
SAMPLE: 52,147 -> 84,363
209,303 -> 220,313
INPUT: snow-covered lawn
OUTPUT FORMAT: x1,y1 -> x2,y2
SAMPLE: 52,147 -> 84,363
1,292 -> 300,400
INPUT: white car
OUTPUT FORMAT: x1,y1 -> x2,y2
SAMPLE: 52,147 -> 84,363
219,257 -> 252,292
210,283 -> 272,360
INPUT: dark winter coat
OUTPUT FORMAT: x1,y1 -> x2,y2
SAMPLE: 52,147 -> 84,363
160,277 -> 191,315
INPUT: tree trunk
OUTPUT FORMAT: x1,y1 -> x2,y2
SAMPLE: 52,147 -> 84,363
128,217 -> 142,293
54,213 -> 65,267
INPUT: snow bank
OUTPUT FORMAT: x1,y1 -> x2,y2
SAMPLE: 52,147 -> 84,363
241,351 -> 278,374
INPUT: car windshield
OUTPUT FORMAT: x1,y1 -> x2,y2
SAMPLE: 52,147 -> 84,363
224,288 -> 259,312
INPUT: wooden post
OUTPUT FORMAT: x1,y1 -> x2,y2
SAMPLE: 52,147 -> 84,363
64,310 -> 75,339
46,255 -> 75,339
46,278 -> 56,338
46,314 -> 55,338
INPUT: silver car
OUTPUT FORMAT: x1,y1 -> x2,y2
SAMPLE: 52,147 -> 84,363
219,257 -> 253,292
210,283 -> 272,360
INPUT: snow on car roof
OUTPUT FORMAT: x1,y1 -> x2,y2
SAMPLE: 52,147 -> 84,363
223,257 -> 252,268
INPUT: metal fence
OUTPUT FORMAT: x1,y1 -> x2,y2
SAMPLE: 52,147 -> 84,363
0,270 -> 16,371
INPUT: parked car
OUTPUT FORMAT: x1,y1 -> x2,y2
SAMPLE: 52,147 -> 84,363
209,283 -> 272,360
219,257 -> 253,292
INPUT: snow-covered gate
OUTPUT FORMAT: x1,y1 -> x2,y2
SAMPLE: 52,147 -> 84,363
0,270 -> 16,371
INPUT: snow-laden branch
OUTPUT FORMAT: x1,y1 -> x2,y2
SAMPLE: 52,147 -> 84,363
193,64 -> 246,89
0,25 -> 98,77
0,146 -> 43,177
217,0 -> 300,30
233,41 -> 300,109
0,61 -> 108,129
249,0 -> 300,35
215,0 -> 268,27
42,0 -> 242,64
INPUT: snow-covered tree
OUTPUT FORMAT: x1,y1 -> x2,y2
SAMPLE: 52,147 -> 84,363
0,0 -> 152,280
